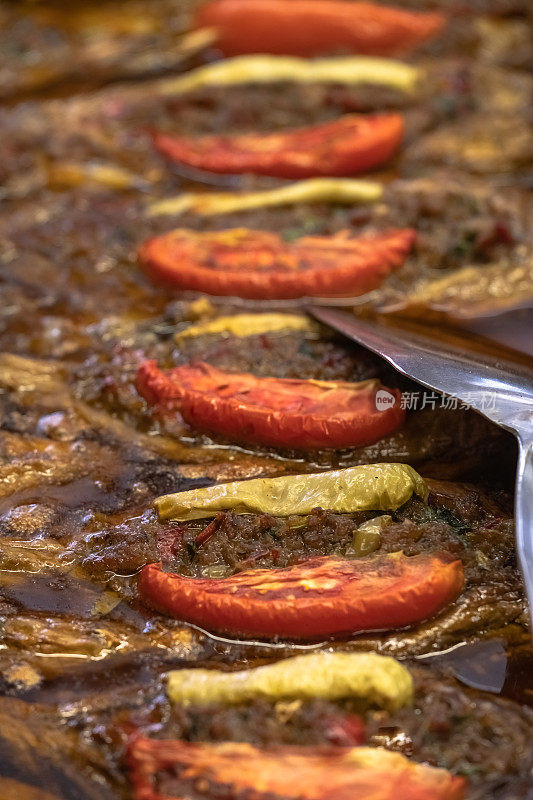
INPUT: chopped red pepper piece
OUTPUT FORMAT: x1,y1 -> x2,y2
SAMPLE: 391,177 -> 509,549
195,512 -> 226,546
138,553 -> 464,639
154,113 -> 404,179
137,361 -> 405,450
194,0 -> 446,57
323,712 -> 366,746
128,735 -> 465,800
139,228 -> 415,300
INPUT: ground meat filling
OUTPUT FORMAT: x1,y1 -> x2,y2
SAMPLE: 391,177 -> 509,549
171,330 -> 383,383
0,1 -> 532,799
155,488 -> 517,599
74,329 -> 385,426
132,665 -> 533,795
366,665 -> 533,788
163,698 -> 366,748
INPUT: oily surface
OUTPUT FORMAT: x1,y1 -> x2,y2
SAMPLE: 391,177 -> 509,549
0,1 -> 532,799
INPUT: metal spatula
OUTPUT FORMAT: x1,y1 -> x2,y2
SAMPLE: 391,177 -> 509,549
308,306 -> 533,629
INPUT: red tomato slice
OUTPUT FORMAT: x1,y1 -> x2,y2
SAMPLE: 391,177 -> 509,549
194,0 -> 446,57
139,228 -> 415,300
128,736 -> 465,800
138,553 -> 464,639
154,114 -> 404,179
137,361 -> 405,449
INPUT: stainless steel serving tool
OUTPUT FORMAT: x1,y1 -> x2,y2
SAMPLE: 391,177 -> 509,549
308,306 -> 533,630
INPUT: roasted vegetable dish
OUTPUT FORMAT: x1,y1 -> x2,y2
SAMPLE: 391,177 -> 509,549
0,1 -> 532,799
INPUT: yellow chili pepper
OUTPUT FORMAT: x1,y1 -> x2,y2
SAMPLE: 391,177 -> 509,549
168,651 -> 413,711
148,177 -> 383,217
160,55 -> 421,95
175,312 -> 318,343
155,463 -> 428,521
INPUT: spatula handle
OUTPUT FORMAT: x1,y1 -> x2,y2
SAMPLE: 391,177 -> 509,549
516,435 -> 533,631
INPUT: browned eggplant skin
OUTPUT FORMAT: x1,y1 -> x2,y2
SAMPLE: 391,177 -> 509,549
0,0 -> 532,799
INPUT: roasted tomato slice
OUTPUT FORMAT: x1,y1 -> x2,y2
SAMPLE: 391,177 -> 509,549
138,553 -> 464,639
154,114 -> 404,179
128,736 -> 465,800
194,0 -> 445,58
139,228 -> 415,299
136,361 -> 405,449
